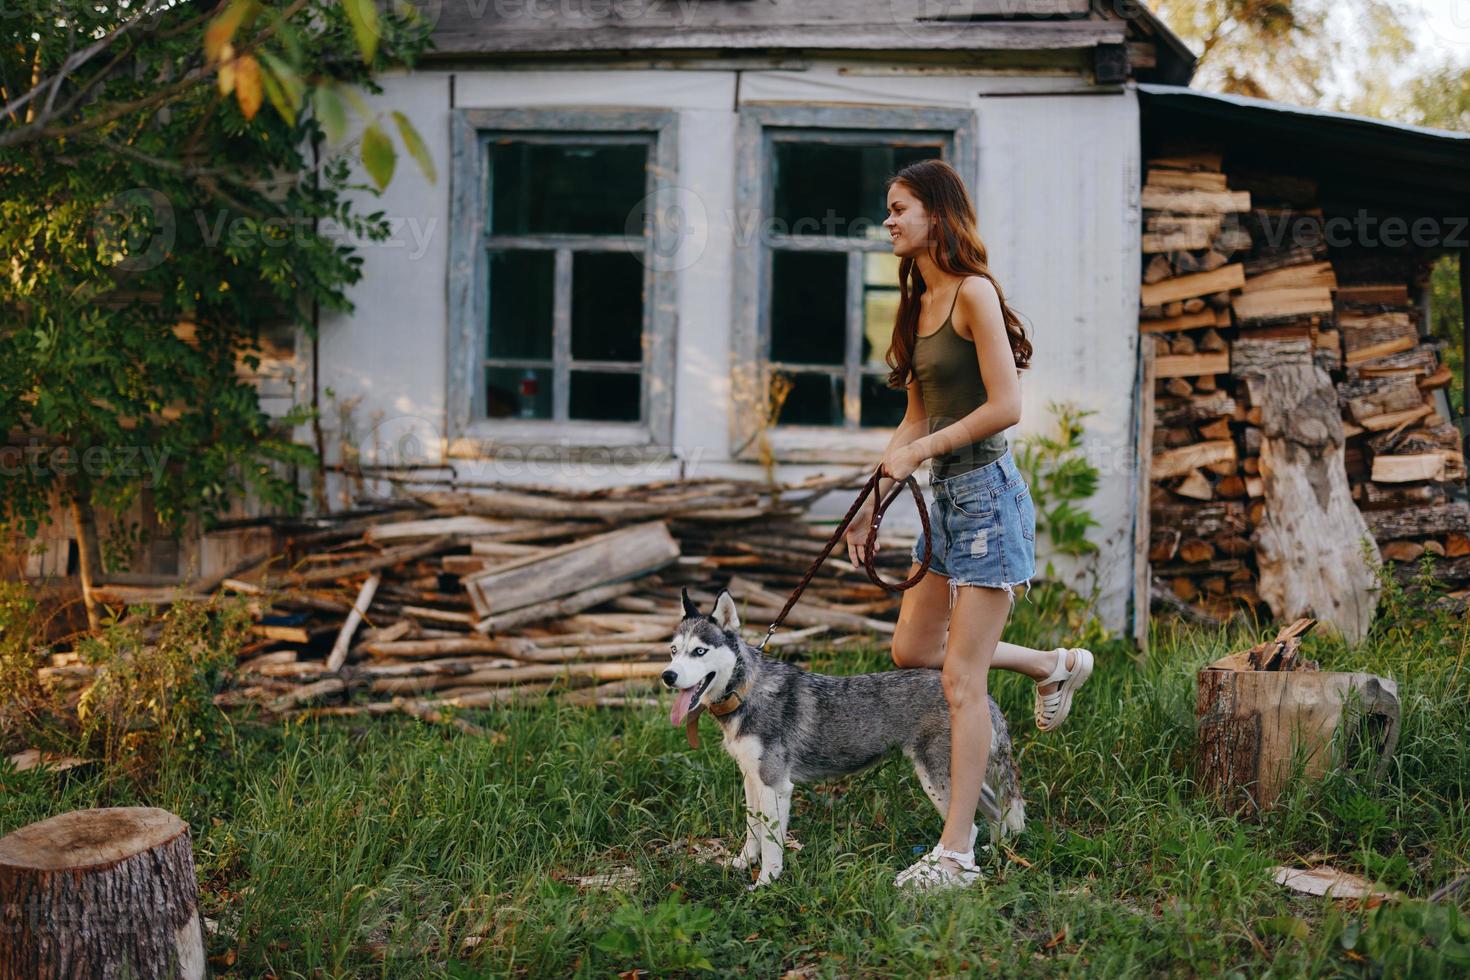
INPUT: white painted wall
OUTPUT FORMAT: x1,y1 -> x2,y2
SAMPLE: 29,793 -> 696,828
315,61 -> 1142,631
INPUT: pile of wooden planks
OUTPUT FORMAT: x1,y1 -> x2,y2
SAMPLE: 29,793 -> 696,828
1142,147 -> 1470,623
204,470 -> 913,725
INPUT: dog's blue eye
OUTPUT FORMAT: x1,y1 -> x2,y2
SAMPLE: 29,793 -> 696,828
693,647 -> 706,657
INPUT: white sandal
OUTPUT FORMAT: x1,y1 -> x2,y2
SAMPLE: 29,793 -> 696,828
1034,647 -> 1094,732
894,843 -> 983,892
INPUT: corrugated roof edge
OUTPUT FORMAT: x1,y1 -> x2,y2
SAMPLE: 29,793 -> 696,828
1139,82 -> 1470,145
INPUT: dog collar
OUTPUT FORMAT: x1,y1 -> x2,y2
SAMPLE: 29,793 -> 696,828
683,673 -> 753,749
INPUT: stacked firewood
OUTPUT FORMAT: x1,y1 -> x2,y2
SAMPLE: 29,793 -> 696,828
1140,151 -> 1265,621
199,470 -> 909,725
1330,257 -> 1469,584
1143,148 -> 1470,622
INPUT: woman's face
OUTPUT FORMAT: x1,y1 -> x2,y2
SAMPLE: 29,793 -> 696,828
884,182 -> 931,260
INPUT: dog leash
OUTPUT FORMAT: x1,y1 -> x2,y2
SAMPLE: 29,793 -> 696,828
754,464 -> 933,652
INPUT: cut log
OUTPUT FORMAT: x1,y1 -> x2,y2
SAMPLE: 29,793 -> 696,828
1372,453 -> 1447,484
1152,440 -> 1236,480
1147,168 -> 1228,191
1335,283 -> 1409,305
1174,470 -> 1214,500
1240,260 -> 1336,294
1196,669 -> 1400,812
1362,502 -> 1470,542
463,521 -> 680,618
1140,264 -> 1246,307
1151,502 -> 1248,537
1249,356 -> 1379,641
1155,352 -> 1230,379
1156,392 -> 1236,426
1139,309 -> 1220,333
1231,287 -> 1334,325
0,808 -> 206,979
1381,540 -> 1426,562
1140,186 -> 1251,215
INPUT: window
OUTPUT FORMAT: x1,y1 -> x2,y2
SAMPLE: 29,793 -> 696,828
730,104 -> 978,462
447,108 -> 679,456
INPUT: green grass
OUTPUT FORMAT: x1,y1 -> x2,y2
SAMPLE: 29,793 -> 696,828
3,583 -> 1469,977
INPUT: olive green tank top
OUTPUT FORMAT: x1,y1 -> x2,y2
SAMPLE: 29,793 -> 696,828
912,277 -> 1009,481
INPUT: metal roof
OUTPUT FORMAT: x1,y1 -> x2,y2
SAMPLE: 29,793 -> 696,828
1139,82 -> 1470,223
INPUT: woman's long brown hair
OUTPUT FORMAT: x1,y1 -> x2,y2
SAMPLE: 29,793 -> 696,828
883,159 -> 1033,391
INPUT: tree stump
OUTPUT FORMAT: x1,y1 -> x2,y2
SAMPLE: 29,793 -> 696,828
1196,669 -> 1401,812
0,807 -> 206,980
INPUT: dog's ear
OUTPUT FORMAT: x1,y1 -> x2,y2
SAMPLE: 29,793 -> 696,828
711,588 -> 740,634
680,586 -> 700,620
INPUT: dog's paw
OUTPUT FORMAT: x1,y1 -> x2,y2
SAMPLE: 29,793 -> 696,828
728,854 -> 750,871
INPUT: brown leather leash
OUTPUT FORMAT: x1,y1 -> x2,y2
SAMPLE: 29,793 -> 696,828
754,464 -> 933,652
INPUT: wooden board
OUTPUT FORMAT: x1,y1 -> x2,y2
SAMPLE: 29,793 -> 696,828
1141,186 -> 1251,215
463,521 -> 681,618
1152,440 -> 1236,480
1155,352 -> 1230,379
1231,286 -> 1334,324
1141,265 -> 1246,307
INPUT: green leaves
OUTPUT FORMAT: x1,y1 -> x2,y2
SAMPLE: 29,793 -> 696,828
259,52 -> 304,127
392,111 -> 436,185
360,123 -> 396,191
342,0 -> 381,64
313,84 -> 349,144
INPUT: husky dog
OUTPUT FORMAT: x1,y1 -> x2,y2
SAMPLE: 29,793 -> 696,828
663,587 -> 1025,889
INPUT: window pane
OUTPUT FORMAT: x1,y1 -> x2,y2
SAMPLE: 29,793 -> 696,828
772,370 -> 844,427
573,251 -> 643,362
772,142 -> 941,238
487,251 -> 553,359
571,371 -> 641,422
489,142 -> 649,236
860,373 -> 906,429
770,250 -> 846,366
864,251 -> 900,286
485,366 -> 551,419
862,288 -> 899,370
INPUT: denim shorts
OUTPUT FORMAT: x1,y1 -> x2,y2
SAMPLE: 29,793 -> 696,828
909,447 -> 1037,608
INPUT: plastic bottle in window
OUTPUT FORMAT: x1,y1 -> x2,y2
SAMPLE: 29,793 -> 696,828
518,369 -> 539,418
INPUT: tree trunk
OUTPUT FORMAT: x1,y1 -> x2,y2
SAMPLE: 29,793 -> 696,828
0,807 -> 206,979
68,493 -> 101,633
1195,669 -> 1400,813
1241,341 -> 1380,642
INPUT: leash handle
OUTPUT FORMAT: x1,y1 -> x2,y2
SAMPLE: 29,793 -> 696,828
756,464 -> 932,650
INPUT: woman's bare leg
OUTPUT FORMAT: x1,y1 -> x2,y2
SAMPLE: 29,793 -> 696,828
891,562 -> 1078,694
934,582 -> 1011,871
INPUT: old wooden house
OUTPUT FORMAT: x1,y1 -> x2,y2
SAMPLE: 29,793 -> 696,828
16,1 -> 1470,645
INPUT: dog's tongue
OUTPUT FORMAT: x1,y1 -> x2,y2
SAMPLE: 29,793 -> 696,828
670,685 -> 697,727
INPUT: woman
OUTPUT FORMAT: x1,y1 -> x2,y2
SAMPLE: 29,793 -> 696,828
845,159 -> 1094,892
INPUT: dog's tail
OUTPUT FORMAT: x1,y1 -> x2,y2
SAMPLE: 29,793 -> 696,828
993,758 -> 1029,834
990,756 -> 1026,840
